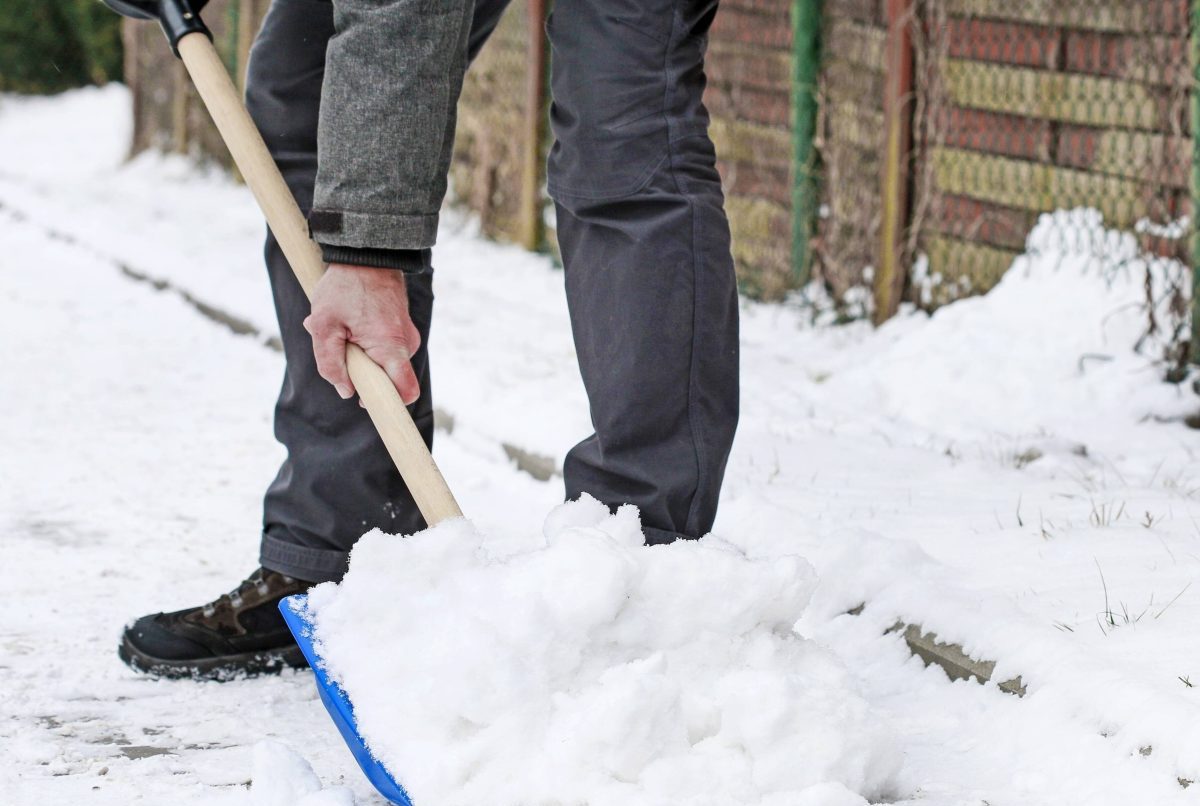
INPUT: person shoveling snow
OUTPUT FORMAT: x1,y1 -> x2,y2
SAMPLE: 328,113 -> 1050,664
119,0 -> 740,682
108,0 -> 767,801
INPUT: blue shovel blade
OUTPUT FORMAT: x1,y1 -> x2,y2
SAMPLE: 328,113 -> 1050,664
279,594 -> 414,806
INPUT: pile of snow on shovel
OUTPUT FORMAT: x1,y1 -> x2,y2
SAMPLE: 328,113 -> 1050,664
303,495 -> 901,806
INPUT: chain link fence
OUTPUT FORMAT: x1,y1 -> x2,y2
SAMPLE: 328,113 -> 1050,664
818,0 -> 1195,371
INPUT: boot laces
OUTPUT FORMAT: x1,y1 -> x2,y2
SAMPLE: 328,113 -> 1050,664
201,569 -> 275,618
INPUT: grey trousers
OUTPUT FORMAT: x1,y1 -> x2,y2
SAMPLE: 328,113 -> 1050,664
247,0 -> 739,583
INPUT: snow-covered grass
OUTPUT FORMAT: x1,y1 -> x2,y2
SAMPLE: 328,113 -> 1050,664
1,85 -> 1199,805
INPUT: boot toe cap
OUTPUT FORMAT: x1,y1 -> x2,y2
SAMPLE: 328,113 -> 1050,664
122,613 -> 213,662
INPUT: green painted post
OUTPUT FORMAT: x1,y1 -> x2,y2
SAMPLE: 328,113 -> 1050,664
1191,0 -> 1200,363
791,0 -> 822,286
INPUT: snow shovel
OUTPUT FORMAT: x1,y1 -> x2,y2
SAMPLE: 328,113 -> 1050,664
103,2 -> 457,803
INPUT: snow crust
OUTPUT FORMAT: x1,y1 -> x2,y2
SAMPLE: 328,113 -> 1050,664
305,497 -> 900,805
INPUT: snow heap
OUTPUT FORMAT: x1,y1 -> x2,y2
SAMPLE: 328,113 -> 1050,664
802,208 -> 1194,454
304,496 -> 901,806
251,741 -> 353,806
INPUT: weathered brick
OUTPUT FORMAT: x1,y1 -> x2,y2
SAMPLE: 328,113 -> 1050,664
726,195 -> 791,241
934,106 -> 1052,161
707,42 -> 791,91
827,0 -> 886,26
945,18 -> 1060,69
826,102 -> 885,150
823,58 -> 886,107
719,0 -> 791,16
946,0 -> 1186,35
1063,31 -> 1189,87
1053,126 -> 1098,168
718,160 -> 792,207
929,193 -> 1038,250
707,83 -> 791,127
931,146 -> 1157,228
708,118 -> 792,169
824,19 -> 887,70
816,209 -> 877,297
1056,126 -> 1189,188
941,58 -> 1172,132
825,153 -> 881,225
924,235 -> 1021,293
711,6 -> 791,49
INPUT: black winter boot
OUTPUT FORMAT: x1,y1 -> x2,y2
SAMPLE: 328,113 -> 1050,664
119,568 -> 311,680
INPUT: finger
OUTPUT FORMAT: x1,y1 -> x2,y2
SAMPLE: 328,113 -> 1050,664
304,314 -> 354,399
384,357 -> 421,406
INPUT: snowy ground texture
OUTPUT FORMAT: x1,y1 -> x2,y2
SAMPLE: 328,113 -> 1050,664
2,85 -> 1199,805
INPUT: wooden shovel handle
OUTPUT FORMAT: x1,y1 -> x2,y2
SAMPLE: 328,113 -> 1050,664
177,32 -> 463,526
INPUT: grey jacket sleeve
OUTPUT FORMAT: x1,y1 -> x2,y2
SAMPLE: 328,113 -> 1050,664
309,0 -> 474,266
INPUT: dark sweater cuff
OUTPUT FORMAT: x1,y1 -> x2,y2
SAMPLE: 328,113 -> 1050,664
319,244 -> 432,273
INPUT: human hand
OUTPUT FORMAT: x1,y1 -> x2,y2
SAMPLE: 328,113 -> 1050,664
303,264 -> 422,405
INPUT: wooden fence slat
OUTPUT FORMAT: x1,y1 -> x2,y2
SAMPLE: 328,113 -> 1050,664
874,0 -> 915,324
518,0 -> 548,251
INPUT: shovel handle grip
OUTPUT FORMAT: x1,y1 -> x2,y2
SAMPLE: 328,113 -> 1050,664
176,32 -> 463,526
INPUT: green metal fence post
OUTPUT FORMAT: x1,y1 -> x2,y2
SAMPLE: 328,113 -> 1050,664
1191,0 -> 1200,363
791,0 -> 822,286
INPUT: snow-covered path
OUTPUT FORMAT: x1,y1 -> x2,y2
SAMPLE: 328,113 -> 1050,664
3,86 -> 1200,805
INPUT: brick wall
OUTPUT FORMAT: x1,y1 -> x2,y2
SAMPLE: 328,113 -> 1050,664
454,0 -> 799,299
123,1 -> 803,299
917,0 -> 1191,298
705,0 -> 795,299
814,0 -> 887,299
120,0 -> 1192,315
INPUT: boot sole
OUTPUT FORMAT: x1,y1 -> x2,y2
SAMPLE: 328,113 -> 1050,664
119,635 -> 309,681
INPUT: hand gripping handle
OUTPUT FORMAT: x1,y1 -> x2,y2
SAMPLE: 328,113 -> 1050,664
176,31 -> 463,526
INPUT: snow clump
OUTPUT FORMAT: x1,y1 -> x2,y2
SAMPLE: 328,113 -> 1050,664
304,495 -> 901,806
250,740 -> 353,806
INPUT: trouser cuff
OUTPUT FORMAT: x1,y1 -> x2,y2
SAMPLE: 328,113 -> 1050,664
259,532 -> 350,584
643,525 -> 699,545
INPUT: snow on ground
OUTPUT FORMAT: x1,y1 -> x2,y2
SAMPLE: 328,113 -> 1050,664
1,85 -> 1199,805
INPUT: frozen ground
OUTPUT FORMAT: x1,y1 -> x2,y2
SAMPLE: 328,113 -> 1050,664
1,85 -> 1199,805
